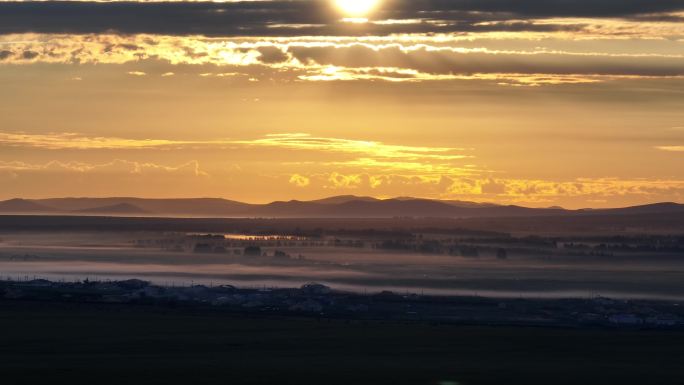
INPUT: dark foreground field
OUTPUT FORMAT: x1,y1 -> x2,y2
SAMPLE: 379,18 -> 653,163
1,301 -> 683,385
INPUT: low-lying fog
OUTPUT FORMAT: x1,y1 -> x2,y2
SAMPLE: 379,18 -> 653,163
1,231 -> 683,300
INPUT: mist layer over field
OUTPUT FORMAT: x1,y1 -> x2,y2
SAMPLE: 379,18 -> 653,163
1,230 -> 683,300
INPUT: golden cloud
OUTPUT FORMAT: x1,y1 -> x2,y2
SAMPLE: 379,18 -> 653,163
2,33 -> 684,85
0,132 -> 195,149
3,131 -> 683,206
288,173 -> 684,204
234,133 -> 468,161
0,131 -> 474,179
0,159 -> 209,176
656,146 -> 684,152
288,173 -> 311,187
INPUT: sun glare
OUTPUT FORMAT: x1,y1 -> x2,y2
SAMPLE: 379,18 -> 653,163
334,0 -> 380,17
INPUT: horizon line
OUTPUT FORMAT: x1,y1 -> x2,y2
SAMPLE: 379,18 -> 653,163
1,195 -> 682,211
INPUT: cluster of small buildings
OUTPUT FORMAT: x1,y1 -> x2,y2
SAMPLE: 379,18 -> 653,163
135,233 -> 328,255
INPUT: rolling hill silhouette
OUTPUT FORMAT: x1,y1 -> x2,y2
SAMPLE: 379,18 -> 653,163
74,203 -> 149,215
0,196 -> 681,218
36,197 -> 252,216
0,198 -> 55,213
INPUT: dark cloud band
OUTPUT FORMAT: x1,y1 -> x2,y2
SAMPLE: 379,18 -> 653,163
0,1 -> 681,36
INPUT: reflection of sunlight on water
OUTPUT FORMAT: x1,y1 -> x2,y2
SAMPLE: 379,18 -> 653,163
187,233 -> 309,241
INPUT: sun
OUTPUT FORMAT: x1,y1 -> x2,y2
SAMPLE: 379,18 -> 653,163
334,0 -> 381,17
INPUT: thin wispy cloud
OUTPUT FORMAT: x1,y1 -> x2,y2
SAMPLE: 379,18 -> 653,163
656,146 -> 684,152
0,132 -> 197,149
0,159 -> 208,176
234,133 -> 469,161
0,131 -> 474,184
0,132 -> 468,160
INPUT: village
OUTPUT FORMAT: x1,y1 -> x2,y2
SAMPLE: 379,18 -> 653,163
133,231 -> 684,261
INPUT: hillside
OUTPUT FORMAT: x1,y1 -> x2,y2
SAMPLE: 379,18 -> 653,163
0,197 -> 681,218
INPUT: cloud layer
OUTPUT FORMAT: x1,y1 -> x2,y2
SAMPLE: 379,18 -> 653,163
0,159 -> 208,176
1,2 -> 683,206
3,32 -> 684,85
2,130 -> 684,206
1,1 -> 683,36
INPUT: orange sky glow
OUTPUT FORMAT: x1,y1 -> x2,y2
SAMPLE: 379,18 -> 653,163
1,1 -> 683,208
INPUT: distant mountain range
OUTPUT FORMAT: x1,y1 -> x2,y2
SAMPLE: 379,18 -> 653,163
0,196 -> 683,218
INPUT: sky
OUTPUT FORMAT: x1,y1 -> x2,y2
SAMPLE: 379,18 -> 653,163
0,0 -> 683,208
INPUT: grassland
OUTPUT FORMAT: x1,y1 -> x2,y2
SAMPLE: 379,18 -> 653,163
1,300 -> 682,385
